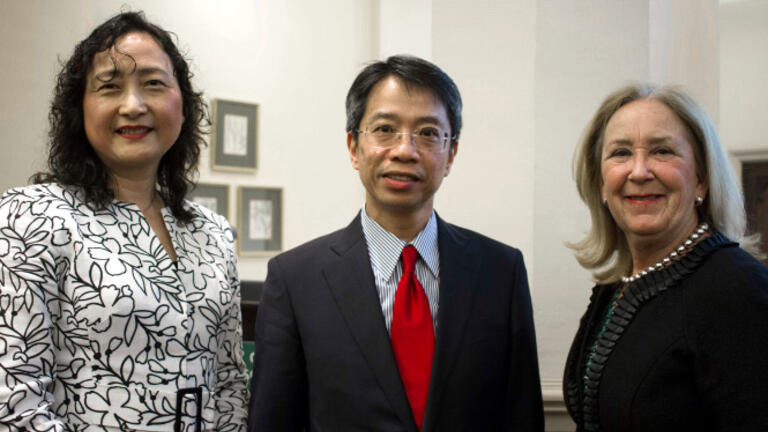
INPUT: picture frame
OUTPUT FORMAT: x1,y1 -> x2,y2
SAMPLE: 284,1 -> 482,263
741,159 -> 768,266
237,186 -> 283,256
211,99 -> 258,172
733,149 -> 768,267
187,183 -> 230,221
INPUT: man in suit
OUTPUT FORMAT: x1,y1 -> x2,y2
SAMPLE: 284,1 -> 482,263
248,55 -> 543,431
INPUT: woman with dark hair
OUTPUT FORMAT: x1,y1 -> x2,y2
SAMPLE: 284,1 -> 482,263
564,84 -> 768,431
0,11 -> 247,431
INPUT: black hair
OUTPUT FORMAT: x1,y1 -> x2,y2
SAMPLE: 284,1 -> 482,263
33,10 -> 208,223
345,55 -> 462,144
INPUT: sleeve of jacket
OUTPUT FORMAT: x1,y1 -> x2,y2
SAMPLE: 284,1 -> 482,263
0,188 -> 65,431
214,219 -> 249,431
687,251 -> 768,430
248,256 -> 308,432
503,249 -> 544,431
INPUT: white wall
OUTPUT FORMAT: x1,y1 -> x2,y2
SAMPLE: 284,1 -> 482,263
0,2 -> 83,192
532,0 -> 652,391
375,0 -> 433,60
720,0 -> 768,153
650,0 -> 720,117
432,0 -> 537,265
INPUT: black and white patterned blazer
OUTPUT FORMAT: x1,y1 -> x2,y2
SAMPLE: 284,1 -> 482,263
0,183 -> 248,431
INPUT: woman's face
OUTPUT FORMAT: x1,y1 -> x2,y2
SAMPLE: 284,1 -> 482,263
600,98 -> 707,252
82,31 -> 183,178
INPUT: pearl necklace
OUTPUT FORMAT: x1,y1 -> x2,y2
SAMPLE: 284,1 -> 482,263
621,223 -> 709,283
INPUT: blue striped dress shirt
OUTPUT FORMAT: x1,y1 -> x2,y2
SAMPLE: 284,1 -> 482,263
360,207 -> 440,334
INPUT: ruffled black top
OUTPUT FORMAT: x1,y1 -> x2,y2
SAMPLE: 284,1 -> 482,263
563,232 -> 736,431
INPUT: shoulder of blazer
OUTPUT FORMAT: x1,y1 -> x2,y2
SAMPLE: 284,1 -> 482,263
436,214 -> 523,263
269,214 -> 364,266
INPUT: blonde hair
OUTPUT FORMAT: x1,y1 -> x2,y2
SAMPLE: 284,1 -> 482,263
569,84 -> 762,284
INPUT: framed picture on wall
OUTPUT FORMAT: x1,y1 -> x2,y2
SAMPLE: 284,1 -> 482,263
237,186 -> 283,255
187,183 -> 230,221
211,99 -> 258,172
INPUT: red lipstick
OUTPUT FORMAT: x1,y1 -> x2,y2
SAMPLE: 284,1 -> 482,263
116,125 -> 153,139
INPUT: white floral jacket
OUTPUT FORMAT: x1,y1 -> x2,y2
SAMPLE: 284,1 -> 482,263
0,184 -> 248,431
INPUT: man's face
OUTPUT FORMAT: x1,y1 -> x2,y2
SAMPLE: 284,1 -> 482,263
348,76 -> 457,222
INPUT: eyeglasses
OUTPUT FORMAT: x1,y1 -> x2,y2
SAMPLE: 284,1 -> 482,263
356,125 -> 454,152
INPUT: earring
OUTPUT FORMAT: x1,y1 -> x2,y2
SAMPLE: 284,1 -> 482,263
602,198 -> 608,206
696,196 -> 704,207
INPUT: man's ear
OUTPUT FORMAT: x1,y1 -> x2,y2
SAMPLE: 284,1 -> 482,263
444,141 -> 458,177
347,132 -> 359,170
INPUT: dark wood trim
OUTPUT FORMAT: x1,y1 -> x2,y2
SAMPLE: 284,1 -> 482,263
742,160 -> 768,266
241,280 -> 263,342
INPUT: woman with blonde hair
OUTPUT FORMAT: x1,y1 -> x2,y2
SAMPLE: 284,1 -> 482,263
564,84 -> 768,431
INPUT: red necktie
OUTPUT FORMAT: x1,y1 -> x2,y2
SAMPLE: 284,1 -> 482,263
391,245 -> 434,430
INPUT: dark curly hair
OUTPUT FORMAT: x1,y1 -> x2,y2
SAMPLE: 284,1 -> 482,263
33,11 -> 208,223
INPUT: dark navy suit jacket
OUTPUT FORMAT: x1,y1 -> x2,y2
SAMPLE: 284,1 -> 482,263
248,214 -> 544,431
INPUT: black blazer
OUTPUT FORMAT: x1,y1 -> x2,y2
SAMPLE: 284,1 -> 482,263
248,214 -> 543,431
564,238 -> 768,431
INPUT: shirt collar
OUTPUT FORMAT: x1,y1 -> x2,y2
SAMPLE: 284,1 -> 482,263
360,206 -> 440,280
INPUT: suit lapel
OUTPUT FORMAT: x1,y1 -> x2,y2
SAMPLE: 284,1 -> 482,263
322,215 -> 416,430
423,217 -> 478,430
